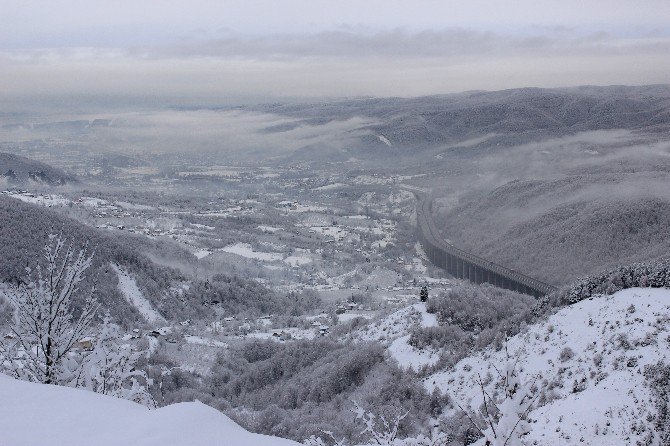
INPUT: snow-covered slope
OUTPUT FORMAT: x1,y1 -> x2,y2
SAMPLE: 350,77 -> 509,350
0,374 -> 299,446
112,263 -> 165,325
352,302 -> 440,371
425,288 -> 670,445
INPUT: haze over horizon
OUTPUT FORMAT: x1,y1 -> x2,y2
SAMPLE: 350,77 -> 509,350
1,0 -> 669,104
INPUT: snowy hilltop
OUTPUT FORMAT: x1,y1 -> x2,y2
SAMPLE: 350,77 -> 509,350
425,287 -> 670,445
0,373 -> 300,446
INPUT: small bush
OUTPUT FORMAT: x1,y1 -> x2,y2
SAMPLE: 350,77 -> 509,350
559,347 -> 575,362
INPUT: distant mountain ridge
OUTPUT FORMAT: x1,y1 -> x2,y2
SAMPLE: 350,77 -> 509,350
253,84 -> 670,156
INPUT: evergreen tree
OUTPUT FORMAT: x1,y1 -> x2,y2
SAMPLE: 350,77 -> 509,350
420,286 -> 429,303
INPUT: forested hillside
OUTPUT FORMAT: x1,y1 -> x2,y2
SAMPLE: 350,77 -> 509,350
438,174 -> 670,285
0,196 -> 303,325
0,152 -> 77,185
256,85 -> 670,155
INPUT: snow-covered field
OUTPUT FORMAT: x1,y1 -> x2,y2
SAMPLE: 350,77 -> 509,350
220,242 -> 312,267
313,182 -> 346,191
221,242 -> 284,262
6,192 -> 70,207
184,335 -> 228,348
193,248 -> 212,259
0,373 -> 299,446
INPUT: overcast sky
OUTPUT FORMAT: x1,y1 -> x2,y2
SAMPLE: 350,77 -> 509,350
1,0 -> 668,103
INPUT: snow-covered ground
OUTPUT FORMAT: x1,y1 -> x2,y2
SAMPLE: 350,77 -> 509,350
221,242 -> 283,262
313,182 -> 346,191
414,303 -> 438,328
5,191 -> 70,207
220,242 -> 312,267
193,248 -> 212,259
112,264 -> 165,325
184,335 -> 228,348
377,134 -> 392,146
352,305 -> 420,344
389,334 -> 440,371
425,288 -> 670,445
0,374 -> 299,446
351,302 -> 440,371
385,303 -> 440,371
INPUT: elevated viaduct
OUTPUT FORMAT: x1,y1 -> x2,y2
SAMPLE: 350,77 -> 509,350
415,193 -> 556,298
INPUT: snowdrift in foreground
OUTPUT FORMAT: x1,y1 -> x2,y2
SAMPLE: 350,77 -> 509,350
0,374 -> 299,446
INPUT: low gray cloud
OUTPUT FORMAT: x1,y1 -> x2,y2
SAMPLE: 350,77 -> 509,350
155,28 -> 670,60
1,27 -> 668,102
148,29 -> 499,59
11,28 -> 669,62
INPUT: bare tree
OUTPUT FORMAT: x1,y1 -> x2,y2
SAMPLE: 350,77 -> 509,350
303,432 -> 347,446
454,346 -> 538,446
0,234 -> 98,385
303,401 -> 446,446
351,401 -> 408,445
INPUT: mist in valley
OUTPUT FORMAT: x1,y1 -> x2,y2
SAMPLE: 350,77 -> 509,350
2,2 -> 670,445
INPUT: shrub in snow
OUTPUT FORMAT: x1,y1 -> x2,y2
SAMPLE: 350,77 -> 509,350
571,378 -> 587,394
644,361 -> 670,444
425,284 -> 535,334
303,434 -> 345,446
208,338 -> 438,442
0,234 -> 98,385
304,402 -> 448,446
455,349 -> 537,446
559,347 -> 574,362
408,284 -> 536,374
352,400 -> 408,445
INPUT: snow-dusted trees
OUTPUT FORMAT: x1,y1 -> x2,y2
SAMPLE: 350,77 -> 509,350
566,259 -> 670,304
303,401 -> 447,446
643,362 -> 670,444
76,315 -> 154,407
352,401 -> 408,445
0,234 -> 154,406
0,234 -> 97,385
